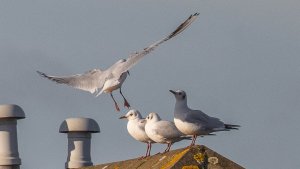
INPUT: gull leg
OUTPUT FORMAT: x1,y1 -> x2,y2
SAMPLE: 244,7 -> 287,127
190,135 -> 197,147
110,93 -> 120,111
145,143 -> 150,158
120,88 -> 130,108
139,144 -> 147,159
164,143 -> 172,152
139,142 -> 151,159
164,144 -> 168,152
147,142 -> 152,157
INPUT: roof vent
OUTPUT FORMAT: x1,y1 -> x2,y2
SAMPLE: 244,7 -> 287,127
0,104 -> 25,169
59,117 -> 100,169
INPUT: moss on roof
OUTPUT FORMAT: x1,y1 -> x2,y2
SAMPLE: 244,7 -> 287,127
80,145 -> 244,169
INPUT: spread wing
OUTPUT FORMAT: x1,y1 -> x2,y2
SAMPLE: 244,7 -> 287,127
37,69 -> 107,94
111,13 -> 199,77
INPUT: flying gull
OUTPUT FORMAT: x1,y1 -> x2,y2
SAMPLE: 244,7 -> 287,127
37,13 -> 199,111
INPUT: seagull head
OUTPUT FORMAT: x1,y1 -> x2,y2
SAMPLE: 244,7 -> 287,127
169,89 -> 187,101
119,109 -> 142,120
146,112 -> 161,123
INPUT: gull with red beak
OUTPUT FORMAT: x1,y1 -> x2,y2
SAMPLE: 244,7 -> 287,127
169,89 -> 240,146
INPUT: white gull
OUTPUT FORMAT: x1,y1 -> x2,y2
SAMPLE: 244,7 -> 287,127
37,13 -> 199,111
170,89 -> 240,146
119,109 -> 154,158
145,112 -> 190,152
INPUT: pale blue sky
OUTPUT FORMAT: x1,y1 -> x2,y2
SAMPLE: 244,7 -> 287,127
1,0 -> 300,168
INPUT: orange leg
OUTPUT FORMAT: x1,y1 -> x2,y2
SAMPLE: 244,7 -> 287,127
110,93 -> 120,111
120,88 -> 130,108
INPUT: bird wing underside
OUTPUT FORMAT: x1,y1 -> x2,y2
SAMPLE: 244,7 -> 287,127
37,69 -> 107,94
111,13 -> 199,78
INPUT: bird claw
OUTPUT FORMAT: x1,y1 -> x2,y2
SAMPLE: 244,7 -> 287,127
188,143 -> 195,148
124,100 -> 131,109
138,156 -> 145,160
115,104 -> 120,112
138,156 -> 148,160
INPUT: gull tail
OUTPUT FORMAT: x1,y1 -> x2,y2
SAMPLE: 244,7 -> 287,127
224,124 -> 240,130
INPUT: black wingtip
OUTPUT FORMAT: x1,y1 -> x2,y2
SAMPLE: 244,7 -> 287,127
36,70 -> 47,77
225,124 -> 241,130
193,12 -> 200,16
36,70 -> 44,76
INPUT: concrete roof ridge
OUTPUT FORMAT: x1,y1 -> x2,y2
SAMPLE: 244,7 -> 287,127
80,145 -> 245,169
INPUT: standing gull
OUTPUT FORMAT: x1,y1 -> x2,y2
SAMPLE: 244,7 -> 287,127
119,109 -> 154,158
37,13 -> 199,111
145,112 -> 190,152
170,90 -> 240,146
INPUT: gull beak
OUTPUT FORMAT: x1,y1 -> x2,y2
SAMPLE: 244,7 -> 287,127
169,90 -> 176,95
119,115 -> 127,119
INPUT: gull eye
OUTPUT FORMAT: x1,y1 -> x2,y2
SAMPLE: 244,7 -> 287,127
178,92 -> 182,95
130,113 -> 133,116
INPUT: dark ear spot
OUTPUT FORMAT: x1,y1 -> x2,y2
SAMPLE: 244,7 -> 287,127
182,95 -> 186,99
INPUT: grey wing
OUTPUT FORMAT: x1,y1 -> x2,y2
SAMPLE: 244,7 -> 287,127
37,69 -> 107,94
188,110 -> 225,130
111,13 -> 199,77
187,109 -> 211,124
153,121 -> 183,140
208,117 -> 225,131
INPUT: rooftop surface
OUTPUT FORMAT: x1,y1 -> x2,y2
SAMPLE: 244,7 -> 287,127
80,145 -> 244,169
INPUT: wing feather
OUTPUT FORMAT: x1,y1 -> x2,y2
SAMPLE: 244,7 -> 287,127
37,69 -> 107,94
112,13 -> 199,77
153,121 -> 182,140
187,110 -> 225,130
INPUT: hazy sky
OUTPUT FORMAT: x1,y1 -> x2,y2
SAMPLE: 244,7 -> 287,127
1,0 -> 300,168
